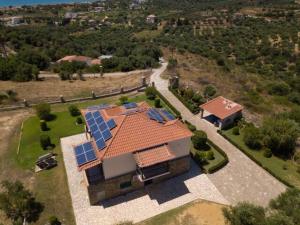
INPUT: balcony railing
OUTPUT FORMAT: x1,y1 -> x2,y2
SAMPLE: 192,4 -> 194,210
137,162 -> 170,181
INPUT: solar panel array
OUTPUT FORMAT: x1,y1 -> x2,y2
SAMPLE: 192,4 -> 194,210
124,102 -> 138,109
74,142 -> 97,166
85,111 -> 115,150
147,108 -> 176,123
87,104 -> 111,111
161,109 -> 176,120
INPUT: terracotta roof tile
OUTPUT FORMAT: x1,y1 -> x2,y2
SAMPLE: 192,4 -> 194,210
200,96 -> 243,120
134,145 -> 175,167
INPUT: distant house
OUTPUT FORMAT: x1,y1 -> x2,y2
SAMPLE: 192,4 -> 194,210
57,55 -> 101,66
64,12 -> 78,19
200,96 -> 243,129
72,102 -> 192,204
146,14 -> 157,24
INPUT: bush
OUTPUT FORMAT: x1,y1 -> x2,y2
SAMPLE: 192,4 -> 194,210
188,124 -> 196,132
194,151 -> 207,164
49,216 -> 61,225
76,117 -> 83,124
68,105 -> 80,117
297,165 -> 300,174
268,81 -> 290,96
40,135 -> 51,150
119,96 -> 128,104
203,85 -> 217,98
232,126 -> 240,135
145,87 -> 157,100
35,103 -> 51,121
206,151 -> 215,160
243,125 -> 262,150
282,164 -> 288,170
263,148 -> 273,158
192,130 -> 207,150
40,120 -> 48,131
154,98 -> 161,108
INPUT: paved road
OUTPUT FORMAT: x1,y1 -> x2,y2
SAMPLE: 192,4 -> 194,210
151,63 -> 286,206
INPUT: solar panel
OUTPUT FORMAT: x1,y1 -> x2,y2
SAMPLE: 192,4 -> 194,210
99,122 -> 108,132
85,112 -> 93,120
92,111 -> 101,119
93,130 -> 102,141
107,119 -> 117,130
87,118 -> 95,127
124,102 -> 137,109
161,109 -> 176,120
95,116 -> 104,125
74,141 -> 97,166
102,129 -> 112,141
96,138 -> 106,150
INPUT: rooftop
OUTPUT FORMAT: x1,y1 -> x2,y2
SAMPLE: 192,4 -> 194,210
200,96 -> 243,120
75,102 -> 192,171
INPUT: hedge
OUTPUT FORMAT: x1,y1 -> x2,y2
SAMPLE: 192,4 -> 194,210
153,87 -> 181,117
169,87 -> 200,114
218,130 -> 295,188
206,139 -> 229,174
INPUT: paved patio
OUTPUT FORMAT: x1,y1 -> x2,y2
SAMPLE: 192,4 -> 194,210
61,134 -> 228,225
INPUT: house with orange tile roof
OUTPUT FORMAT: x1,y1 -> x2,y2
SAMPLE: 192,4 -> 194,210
199,96 -> 243,129
73,102 -> 193,204
57,55 -> 101,66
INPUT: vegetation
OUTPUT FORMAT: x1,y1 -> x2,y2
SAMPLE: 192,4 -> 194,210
0,180 -> 43,225
35,103 -> 51,121
40,134 -> 52,150
223,189 -> 300,225
192,130 -> 207,150
40,120 -> 48,131
68,105 -> 80,117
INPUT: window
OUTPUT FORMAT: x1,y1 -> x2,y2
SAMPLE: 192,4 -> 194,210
120,181 -> 132,189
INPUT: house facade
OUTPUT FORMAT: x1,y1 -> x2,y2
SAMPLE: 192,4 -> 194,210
73,102 -> 193,204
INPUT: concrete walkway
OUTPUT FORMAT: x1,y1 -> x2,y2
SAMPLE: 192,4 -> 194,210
61,134 -> 228,225
151,63 -> 286,206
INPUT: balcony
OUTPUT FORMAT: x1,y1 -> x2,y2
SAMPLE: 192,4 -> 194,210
137,162 -> 170,182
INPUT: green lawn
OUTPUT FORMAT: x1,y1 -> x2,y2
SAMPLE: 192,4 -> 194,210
222,127 -> 300,188
14,93 -> 177,224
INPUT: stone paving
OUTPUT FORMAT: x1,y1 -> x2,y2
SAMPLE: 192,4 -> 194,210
151,63 -> 286,206
61,134 -> 228,225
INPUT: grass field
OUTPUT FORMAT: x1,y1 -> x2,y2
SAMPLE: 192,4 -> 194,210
222,127 -> 300,188
138,200 -> 226,225
11,93 -> 177,225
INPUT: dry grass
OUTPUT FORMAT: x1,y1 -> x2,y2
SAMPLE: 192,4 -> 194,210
139,200 -> 227,225
0,73 -> 149,104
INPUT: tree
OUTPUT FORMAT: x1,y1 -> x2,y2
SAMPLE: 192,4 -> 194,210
145,87 -> 157,100
35,103 -> 51,121
154,98 -> 161,108
243,125 -> 262,149
0,180 -> 43,224
68,105 -> 80,117
265,212 -> 294,225
262,118 -> 299,156
223,202 -> 266,225
203,85 -> 217,98
192,130 -> 207,150
40,135 -> 51,150
119,96 -> 128,104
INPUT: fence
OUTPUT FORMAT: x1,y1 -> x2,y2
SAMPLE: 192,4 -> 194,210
0,83 -> 147,112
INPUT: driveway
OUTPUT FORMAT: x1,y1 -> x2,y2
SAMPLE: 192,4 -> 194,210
151,63 -> 286,206
61,134 -> 228,225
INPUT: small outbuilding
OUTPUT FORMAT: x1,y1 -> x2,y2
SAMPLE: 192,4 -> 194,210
200,96 -> 243,129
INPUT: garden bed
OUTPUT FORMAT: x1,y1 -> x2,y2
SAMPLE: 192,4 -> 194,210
220,127 -> 300,188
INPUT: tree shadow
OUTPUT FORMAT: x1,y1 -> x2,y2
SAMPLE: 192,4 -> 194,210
27,200 -> 44,223
46,114 -> 57,122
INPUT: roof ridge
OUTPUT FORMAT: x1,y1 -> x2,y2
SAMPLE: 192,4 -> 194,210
102,115 -> 127,159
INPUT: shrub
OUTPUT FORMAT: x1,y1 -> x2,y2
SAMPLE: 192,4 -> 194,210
40,135 -> 51,150
49,216 -> 61,225
194,151 -> 207,164
243,125 -> 262,150
282,164 -> 288,170
154,98 -> 161,108
35,103 -> 51,121
192,130 -> 207,150
145,87 -> 156,100
40,120 -> 48,131
263,148 -> 272,158
203,85 -> 217,98
297,165 -> 300,174
76,117 -> 83,124
192,93 -> 204,104
188,124 -> 196,132
232,126 -> 240,135
119,96 -> 128,104
68,105 -> 80,117
268,81 -> 290,96
206,151 -> 215,160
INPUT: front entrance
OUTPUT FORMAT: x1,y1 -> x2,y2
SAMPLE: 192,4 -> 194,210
144,179 -> 153,186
